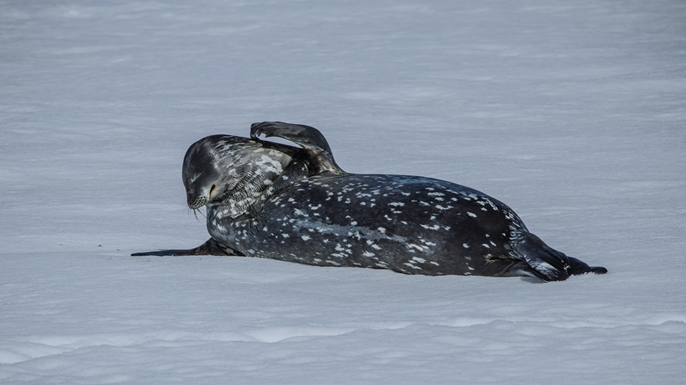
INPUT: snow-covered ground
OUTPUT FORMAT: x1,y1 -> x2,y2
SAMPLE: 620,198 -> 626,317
1,0 -> 685,383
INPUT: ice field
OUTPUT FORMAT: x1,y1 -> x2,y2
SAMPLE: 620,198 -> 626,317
1,0 -> 685,383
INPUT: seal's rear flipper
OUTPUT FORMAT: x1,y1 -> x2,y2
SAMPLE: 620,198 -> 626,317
250,121 -> 346,175
514,232 -> 607,282
568,256 -> 608,275
513,232 -> 571,281
131,238 -> 243,257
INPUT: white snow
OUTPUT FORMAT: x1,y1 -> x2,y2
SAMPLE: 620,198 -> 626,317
1,0 -> 685,384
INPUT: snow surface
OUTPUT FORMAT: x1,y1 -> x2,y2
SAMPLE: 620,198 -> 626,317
1,0 -> 685,383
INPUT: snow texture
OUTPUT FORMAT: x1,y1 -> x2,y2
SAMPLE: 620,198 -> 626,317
1,0 -> 685,383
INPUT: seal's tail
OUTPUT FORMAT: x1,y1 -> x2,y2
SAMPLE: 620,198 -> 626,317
514,232 -> 607,282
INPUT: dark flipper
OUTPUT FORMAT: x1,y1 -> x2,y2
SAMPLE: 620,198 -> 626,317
589,266 -> 608,274
131,238 -> 243,257
514,232 -> 607,282
514,232 -> 572,281
250,121 -> 346,175
568,257 -> 608,275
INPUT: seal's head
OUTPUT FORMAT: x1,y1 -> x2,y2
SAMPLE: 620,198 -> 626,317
182,135 -> 295,214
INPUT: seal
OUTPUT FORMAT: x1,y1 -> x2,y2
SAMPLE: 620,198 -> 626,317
133,121 -> 607,282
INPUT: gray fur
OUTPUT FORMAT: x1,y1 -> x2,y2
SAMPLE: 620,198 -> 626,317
133,122 -> 607,282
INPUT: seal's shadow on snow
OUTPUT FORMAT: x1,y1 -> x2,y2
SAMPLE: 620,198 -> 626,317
520,277 -> 546,284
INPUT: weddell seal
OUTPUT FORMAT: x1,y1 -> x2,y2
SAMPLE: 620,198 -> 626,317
132,121 -> 607,282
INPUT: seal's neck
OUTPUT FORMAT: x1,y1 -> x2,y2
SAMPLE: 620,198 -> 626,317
207,175 -> 269,220
207,157 -> 314,221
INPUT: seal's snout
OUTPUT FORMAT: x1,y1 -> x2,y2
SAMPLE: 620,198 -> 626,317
186,182 -> 217,209
187,195 -> 208,210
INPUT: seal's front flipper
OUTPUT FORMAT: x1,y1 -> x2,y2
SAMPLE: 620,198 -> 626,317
131,238 -> 243,257
250,121 -> 346,175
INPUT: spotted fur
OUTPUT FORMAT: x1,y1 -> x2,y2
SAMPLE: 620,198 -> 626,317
133,122 -> 607,282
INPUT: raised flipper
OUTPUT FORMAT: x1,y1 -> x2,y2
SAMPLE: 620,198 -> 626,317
513,232 -> 607,282
250,121 -> 346,175
131,238 -> 243,257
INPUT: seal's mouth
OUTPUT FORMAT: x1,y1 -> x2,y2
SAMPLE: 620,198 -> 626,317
187,196 -> 208,210
186,184 -> 217,209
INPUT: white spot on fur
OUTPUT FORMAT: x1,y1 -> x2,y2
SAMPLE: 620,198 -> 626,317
407,244 -> 425,251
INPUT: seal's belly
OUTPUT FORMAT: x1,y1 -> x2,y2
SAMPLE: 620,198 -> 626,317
216,174 -> 525,275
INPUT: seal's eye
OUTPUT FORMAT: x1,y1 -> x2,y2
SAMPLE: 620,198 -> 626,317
209,184 -> 217,199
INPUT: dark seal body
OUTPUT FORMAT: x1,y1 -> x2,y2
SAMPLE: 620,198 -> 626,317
133,122 -> 607,281
213,174 -> 527,277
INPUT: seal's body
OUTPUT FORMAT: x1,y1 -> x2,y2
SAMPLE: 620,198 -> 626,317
133,122 -> 607,281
